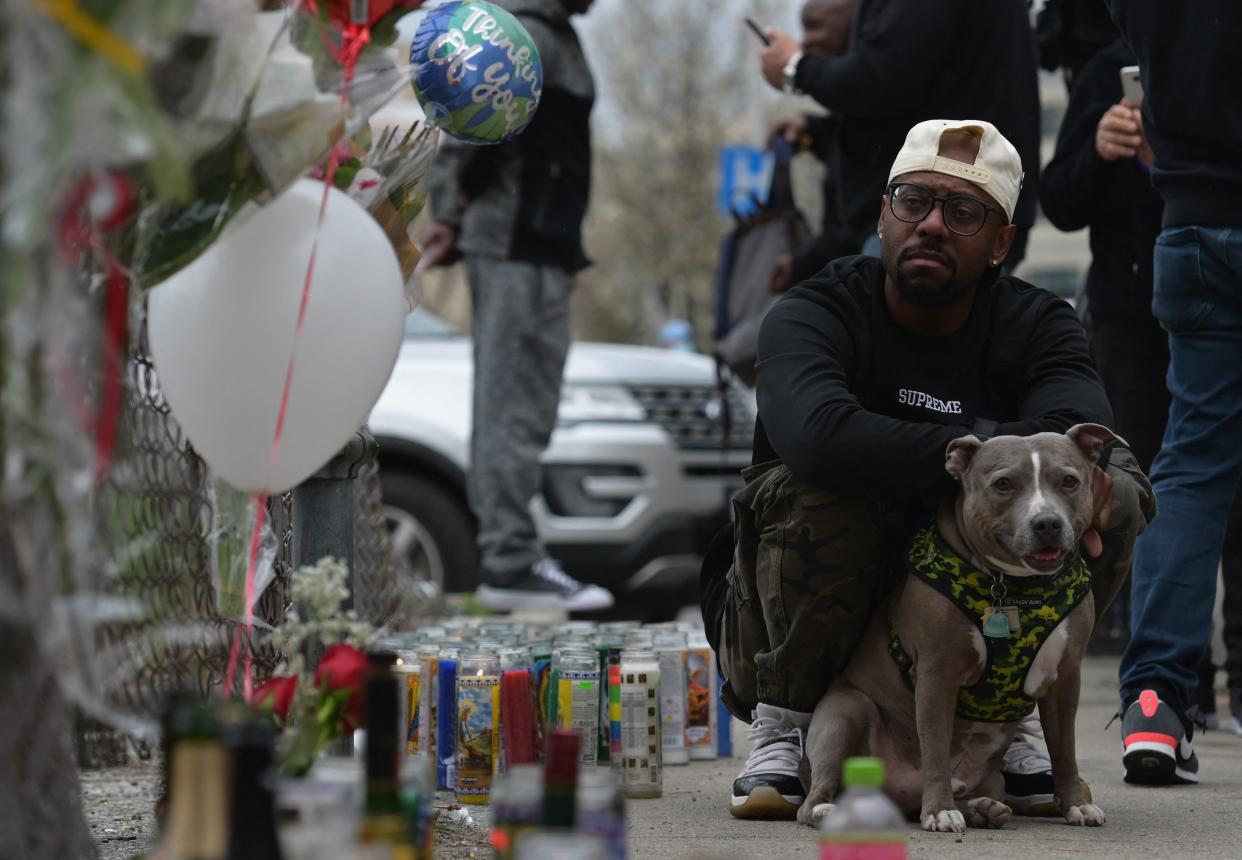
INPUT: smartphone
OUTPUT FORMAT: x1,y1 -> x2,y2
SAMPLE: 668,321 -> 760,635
1120,65 -> 1144,108
744,16 -> 771,46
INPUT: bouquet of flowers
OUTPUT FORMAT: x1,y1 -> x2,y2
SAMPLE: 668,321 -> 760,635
325,120 -> 440,285
250,556 -> 376,775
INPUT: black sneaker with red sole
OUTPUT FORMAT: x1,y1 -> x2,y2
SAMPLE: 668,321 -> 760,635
1121,689 -> 1199,785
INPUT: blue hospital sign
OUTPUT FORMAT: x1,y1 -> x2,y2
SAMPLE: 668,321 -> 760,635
718,146 -> 774,217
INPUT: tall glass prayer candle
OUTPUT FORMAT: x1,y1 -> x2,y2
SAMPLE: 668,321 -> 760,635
394,650 -> 420,757
416,645 -> 439,760
619,649 -> 662,799
500,648 -> 537,768
541,729 -> 579,828
607,650 -> 623,772
531,642 -> 553,750
555,649 -> 600,767
653,631 -> 689,765
594,635 -> 623,764
490,764 -> 543,860
456,652 -> 500,805
436,650 -> 459,790
685,630 -> 718,760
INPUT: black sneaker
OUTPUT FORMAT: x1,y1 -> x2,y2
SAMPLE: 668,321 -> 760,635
730,704 -> 807,820
1002,714 -> 1086,816
1122,689 -> 1199,785
475,558 -> 615,612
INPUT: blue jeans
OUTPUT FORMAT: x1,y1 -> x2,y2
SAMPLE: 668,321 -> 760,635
1120,225 -> 1242,713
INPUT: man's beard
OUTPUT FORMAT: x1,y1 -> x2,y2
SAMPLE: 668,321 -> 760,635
888,245 -> 963,309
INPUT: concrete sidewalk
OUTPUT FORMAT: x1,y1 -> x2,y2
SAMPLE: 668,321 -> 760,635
628,656 -> 1242,859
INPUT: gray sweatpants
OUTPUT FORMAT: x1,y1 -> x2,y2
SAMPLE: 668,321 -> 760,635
466,256 -> 573,578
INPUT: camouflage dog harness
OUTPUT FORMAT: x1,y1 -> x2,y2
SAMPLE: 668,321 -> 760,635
888,525 -> 1092,723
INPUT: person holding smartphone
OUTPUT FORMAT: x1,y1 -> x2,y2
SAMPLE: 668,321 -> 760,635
759,0 -> 860,293
753,0 -> 1041,269
1038,38 -> 1242,691
1104,0 -> 1242,786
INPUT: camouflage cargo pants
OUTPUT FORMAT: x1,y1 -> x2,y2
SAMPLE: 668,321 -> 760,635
717,447 -> 1154,720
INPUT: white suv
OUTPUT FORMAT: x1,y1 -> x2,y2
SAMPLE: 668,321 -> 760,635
368,310 -> 755,608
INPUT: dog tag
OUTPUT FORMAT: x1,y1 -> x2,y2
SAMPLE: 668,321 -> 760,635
999,606 -> 1021,635
982,609 -> 1011,639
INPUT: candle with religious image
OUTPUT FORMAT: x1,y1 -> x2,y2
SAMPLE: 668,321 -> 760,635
456,652 -> 500,804
685,630 -> 718,760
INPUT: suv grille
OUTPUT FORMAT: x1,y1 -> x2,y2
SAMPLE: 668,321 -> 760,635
627,385 -> 754,450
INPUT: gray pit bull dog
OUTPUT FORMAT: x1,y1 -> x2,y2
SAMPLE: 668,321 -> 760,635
799,424 -> 1119,833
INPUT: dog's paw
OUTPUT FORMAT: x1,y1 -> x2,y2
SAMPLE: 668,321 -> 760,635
965,797 -> 1012,830
1064,804 -> 1106,827
797,800 -> 836,827
922,809 -> 966,833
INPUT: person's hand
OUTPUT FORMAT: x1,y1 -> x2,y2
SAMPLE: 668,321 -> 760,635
1079,466 -> 1114,559
760,29 -> 801,90
1095,102 -> 1145,162
768,255 -> 795,292
418,223 -> 461,269
768,115 -> 809,147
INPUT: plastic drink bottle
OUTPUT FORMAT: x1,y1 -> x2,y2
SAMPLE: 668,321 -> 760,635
819,757 -> 907,860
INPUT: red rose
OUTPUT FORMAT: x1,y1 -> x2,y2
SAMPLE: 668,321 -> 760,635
314,643 -> 368,730
251,675 -> 298,725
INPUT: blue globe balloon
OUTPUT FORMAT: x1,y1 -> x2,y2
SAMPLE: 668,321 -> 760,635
409,1 -> 543,144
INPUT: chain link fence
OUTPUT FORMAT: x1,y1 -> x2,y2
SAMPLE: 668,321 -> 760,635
77,316 -> 411,765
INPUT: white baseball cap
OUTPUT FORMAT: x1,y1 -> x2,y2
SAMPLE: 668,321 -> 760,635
886,119 -> 1024,223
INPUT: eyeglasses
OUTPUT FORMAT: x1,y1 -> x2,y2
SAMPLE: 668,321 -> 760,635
886,182 -> 1003,237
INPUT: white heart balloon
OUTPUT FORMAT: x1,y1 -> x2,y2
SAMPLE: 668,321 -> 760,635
148,179 -> 405,494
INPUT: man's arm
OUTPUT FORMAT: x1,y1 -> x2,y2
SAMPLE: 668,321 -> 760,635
755,293 -> 970,501
426,137 -> 478,230
993,298 -> 1115,437
792,0 -> 966,118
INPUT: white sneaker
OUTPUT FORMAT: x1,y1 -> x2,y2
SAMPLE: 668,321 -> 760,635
1002,713 -> 1066,816
729,703 -> 809,819
476,558 -> 615,612
1227,715 -> 1242,736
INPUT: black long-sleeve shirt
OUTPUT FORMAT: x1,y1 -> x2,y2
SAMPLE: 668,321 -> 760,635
1106,0 -> 1242,228
752,256 -> 1113,503
792,0 -> 1042,239
1040,40 -> 1163,322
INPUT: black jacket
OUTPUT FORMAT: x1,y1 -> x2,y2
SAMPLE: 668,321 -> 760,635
1106,0 -> 1242,228
427,0 -> 594,271
789,114 -> 864,281
1040,40 -> 1163,322
752,256 -> 1112,503
792,0 -> 1041,240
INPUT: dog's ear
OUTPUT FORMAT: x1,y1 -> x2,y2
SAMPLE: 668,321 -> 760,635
1067,423 -> 1128,465
946,435 -> 984,480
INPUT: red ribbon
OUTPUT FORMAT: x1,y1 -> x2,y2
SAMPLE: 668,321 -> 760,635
222,1 -> 372,701
56,172 -> 135,487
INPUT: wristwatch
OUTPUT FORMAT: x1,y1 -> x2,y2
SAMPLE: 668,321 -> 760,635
782,50 -> 804,94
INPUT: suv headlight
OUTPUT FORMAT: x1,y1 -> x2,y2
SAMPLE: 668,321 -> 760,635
558,384 -> 646,424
